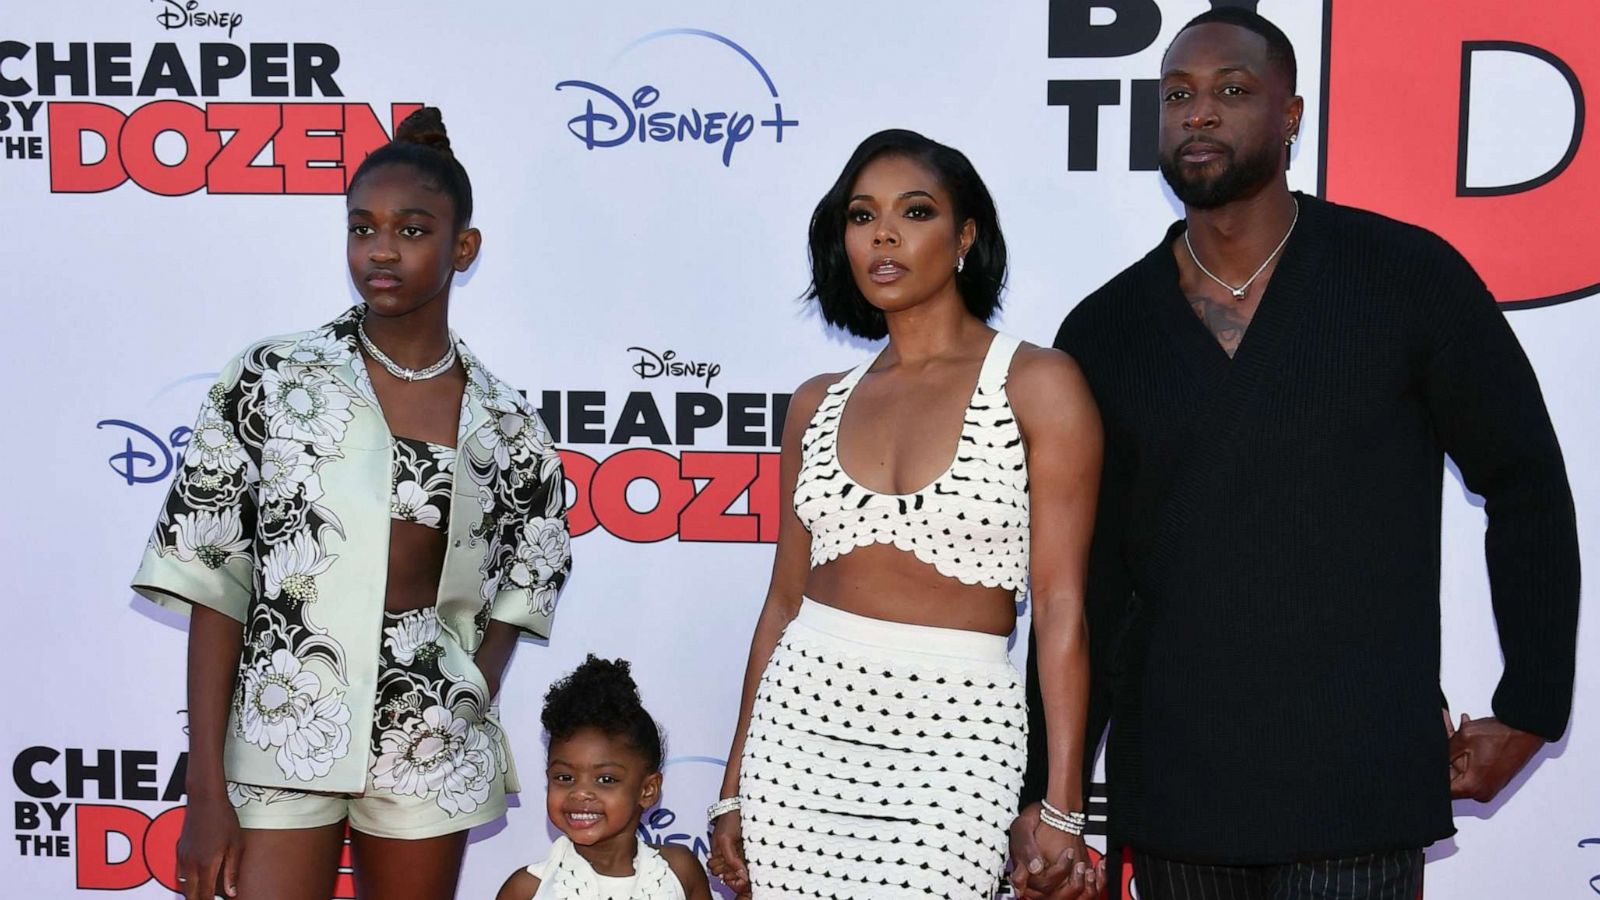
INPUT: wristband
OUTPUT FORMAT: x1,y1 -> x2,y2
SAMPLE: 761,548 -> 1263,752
707,796 -> 742,820
1039,799 -> 1087,836
1039,808 -> 1085,836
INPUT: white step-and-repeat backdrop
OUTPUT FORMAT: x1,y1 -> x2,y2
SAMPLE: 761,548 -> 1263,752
2,1 -> 1595,896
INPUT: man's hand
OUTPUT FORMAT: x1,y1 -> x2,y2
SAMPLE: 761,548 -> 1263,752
1008,803 -> 1105,899
1447,714 -> 1545,802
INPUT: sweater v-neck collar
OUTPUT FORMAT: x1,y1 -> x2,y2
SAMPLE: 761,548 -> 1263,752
1144,191 -> 1327,390
1132,192 -> 1331,591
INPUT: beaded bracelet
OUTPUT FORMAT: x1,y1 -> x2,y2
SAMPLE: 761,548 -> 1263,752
1040,799 -> 1086,823
707,796 -> 742,821
1039,799 -> 1087,836
1039,809 -> 1085,836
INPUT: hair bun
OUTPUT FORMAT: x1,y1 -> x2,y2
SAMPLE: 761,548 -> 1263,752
541,654 -> 665,770
565,655 -> 641,706
394,106 -> 453,157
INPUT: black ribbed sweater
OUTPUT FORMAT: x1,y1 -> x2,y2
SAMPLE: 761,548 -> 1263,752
1022,194 -> 1579,863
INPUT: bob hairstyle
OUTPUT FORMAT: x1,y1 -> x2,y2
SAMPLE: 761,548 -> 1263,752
806,129 -> 1007,340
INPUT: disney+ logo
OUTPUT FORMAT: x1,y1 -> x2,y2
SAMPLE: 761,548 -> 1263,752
556,29 -> 798,167
150,0 -> 244,39
628,346 -> 720,388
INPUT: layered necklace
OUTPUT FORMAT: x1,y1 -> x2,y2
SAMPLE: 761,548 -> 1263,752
358,322 -> 458,382
1184,198 -> 1300,300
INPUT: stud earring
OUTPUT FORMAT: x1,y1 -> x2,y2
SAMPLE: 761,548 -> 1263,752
956,256 -> 965,274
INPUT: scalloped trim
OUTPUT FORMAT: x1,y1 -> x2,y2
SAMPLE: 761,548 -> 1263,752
808,534 -> 1027,593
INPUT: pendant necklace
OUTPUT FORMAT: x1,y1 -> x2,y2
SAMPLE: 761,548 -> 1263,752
358,323 -> 458,382
1184,198 -> 1300,300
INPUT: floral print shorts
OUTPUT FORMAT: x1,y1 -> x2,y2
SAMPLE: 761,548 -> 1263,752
227,608 -> 509,840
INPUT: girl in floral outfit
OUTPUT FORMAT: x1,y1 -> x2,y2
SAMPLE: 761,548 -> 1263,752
132,107 -> 571,900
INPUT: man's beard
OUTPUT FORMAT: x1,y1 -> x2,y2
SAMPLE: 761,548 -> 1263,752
1159,138 -> 1281,209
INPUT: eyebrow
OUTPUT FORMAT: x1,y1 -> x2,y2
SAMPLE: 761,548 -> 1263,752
547,758 -> 627,769
346,207 -> 438,218
848,190 -> 938,202
1163,64 -> 1256,79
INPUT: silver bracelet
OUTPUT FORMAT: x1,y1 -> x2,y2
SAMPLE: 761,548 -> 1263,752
1039,799 -> 1087,836
707,796 -> 742,820
1039,808 -> 1085,836
1040,799 -> 1087,823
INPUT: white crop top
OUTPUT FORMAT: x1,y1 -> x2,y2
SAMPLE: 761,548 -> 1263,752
794,333 -> 1030,594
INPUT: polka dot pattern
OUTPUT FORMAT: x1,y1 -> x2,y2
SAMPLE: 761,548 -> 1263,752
738,604 -> 1027,898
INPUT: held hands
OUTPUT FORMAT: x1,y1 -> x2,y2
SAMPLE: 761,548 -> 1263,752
707,811 -> 751,898
1008,803 -> 1105,900
175,794 -> 243,899
1445,713 -> 1546,803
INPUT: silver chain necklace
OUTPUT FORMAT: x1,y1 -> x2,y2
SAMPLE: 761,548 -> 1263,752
1184,198 -> 1300,300
358,323 -> 458,382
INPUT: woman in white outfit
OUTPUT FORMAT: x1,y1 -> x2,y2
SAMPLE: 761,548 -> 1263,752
708,129 -> 1105,900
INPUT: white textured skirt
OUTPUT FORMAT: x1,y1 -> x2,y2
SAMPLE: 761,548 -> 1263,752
739,598 -> 1027,899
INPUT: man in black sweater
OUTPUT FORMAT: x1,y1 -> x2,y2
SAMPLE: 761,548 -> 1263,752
1009,9 -> 1580,900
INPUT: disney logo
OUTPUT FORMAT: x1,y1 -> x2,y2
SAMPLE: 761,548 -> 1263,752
151,0 -> 244,39
98,419 -> 191,485
636,806 -> 712,861
555,29 -> 796,167
1582,837 -> 1600,895
629,347 -> 720,388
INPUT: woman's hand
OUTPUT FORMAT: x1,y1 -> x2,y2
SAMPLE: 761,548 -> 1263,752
180,606 -> 247,899
475,620 -> 521,702
175,793 -> 243,899
707,811 -> 751,895
1031,823 -> 1103,900
1010,803 -> 1104,900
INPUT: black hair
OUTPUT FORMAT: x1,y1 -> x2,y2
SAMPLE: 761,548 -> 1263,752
541,655 -> 664,772
1174,8 -> 1298,94
347,106 -> 474,229
807,129 -> 1007,341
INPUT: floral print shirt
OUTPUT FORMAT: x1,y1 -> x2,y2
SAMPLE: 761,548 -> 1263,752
132,305 -> 571,795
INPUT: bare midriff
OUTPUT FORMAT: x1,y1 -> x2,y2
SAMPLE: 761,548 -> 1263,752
383,520 -> 447,612
804,543 -> 1017,636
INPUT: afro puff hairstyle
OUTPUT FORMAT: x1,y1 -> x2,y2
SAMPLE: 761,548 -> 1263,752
541,655 -> 664,771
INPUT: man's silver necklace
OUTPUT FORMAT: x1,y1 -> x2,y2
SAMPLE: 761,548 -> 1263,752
1184,198 -> 1300,300
358,323 -> 457,381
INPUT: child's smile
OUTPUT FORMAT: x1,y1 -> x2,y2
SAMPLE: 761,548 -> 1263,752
545,725 -> 663,869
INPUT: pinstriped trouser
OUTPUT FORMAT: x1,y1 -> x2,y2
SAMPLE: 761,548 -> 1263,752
1131,847 -> 1425,900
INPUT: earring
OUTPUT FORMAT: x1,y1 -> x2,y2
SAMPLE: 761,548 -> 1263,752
956,256 -> 965,274
1286,134 -> 1297,146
